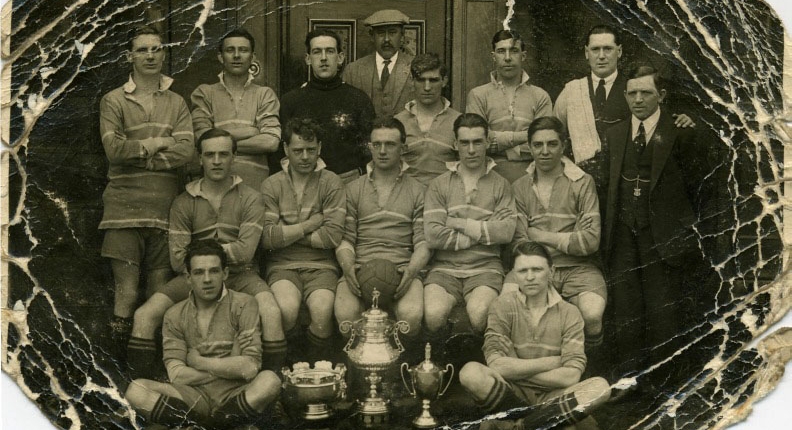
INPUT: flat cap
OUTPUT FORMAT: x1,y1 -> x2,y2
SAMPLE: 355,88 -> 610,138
363,9 -> 410,27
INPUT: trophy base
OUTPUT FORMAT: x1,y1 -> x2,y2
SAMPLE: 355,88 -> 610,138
413,414 -> 440,429
303,403 -> 333,421
358,397 -> 389,426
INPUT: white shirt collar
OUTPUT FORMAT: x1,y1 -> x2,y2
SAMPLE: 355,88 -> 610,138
446,158 -> 497,174
590,70 -> 618,87
365,161 -> 410,178
525,157 -> 585,182
376,52 -> 399,75
218,71 -> 254,90
185,176 -> 244,198
631,108 -> 662,142
123,74 -> 173,93
280,157 -> 327,172
490,70 -> 531,87
404,98 -> 451,116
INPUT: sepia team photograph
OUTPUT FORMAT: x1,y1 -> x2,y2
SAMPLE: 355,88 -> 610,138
1,0 -> 789,429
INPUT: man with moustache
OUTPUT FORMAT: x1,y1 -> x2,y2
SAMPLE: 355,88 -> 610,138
394,53 -> 462,186
459,242 -> 610,430
125,240 -> 282,429
603,65 -> 710,378
260,118 -> 346,363
127,129 -> 285,379
191,28 -> 281,189
342,9 -> 414,118
423,113 -> 516,340
277,29 -> 375,183
100,25 -> 194,360
467,30 -> 553,183
554,25 -> 693,192
334,117 -> 428,347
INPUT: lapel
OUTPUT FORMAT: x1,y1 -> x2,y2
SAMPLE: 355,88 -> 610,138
386,53 -> 412,96
609,121 -> 630,202
649,111 -> 676,192
363,55 -> 378,94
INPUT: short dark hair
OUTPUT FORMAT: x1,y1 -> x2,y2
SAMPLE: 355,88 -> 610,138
304,29 -> 343,53
586,25 -> 621,47
625,63 -> 664,92
410,53 -> 447,79
197,128 -> 236,154
491,29 -> 525,51
128,25 -> 162,50
528,116 -> 567,144
371,116 -> 407,143
283,117 -> 323,145
219,28 -> 255,52
184,240 -> 227,272
508,241 -> 553,271
453,113 -> 489,138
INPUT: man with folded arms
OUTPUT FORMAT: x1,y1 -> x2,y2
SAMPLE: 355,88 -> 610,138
125,240 -> 281,429
459,242 -> 610,430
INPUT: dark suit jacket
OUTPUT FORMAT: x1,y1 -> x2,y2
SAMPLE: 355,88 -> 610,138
603,110 -> 710,266
341,52 -> 414,117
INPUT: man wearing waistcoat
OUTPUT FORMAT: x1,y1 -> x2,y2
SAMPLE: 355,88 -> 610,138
554,25 -> 694,199
603,65 -> 710,379
342,9 -> 415,118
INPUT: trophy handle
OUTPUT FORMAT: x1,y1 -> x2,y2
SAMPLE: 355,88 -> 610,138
400,363 -> 416,397
340,321 -> 356,352
438,364 -> 455,397
392,320 -> 410,352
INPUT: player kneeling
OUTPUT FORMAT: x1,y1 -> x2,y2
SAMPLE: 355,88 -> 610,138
459,242 -> 610,429
125,240 -> 280,428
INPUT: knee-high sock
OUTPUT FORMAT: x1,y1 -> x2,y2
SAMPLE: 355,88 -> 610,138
109,316 -> 133,361
261,339 -> 288,374
126,337 -> 157,380
518,391 -> 588,429
212,391 -> 260,427
475,377 -> 525,414
305,328 -> 333,363
149,395 -> 194,427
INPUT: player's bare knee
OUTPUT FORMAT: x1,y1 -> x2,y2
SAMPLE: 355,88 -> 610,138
459,362 -> 492,395
246,371 -> 281,408
256,292 -> 282,319
132,300 -> 168,336
424,306 -> 450,332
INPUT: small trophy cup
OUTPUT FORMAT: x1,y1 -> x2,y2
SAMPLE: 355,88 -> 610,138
282,361 -> 347,421
401,343 -> 454,428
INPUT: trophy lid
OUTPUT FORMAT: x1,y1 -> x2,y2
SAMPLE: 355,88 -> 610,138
417,343 -> 442,371
361,289 -> 391,325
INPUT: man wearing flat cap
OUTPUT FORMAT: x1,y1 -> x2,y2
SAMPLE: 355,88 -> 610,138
342,9 -> 415,118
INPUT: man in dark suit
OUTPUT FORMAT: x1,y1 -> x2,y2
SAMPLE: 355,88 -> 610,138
342,9 -> 414,118
603,65 -> 710,378
555,25 -> 694,200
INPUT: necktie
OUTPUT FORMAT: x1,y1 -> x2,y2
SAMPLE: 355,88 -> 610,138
634,122 -> 647,152
594,79 -> 606,112
380,59 -> 391,89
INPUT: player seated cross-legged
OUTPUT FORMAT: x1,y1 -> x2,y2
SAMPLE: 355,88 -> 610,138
459,241 -> 610,430
508,116 -> 607,373
125,240 -> 281,429
422,113 -> 516,350
127,129 -> 284,380
333,117 -> 429,355
260,117 -> 346,363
